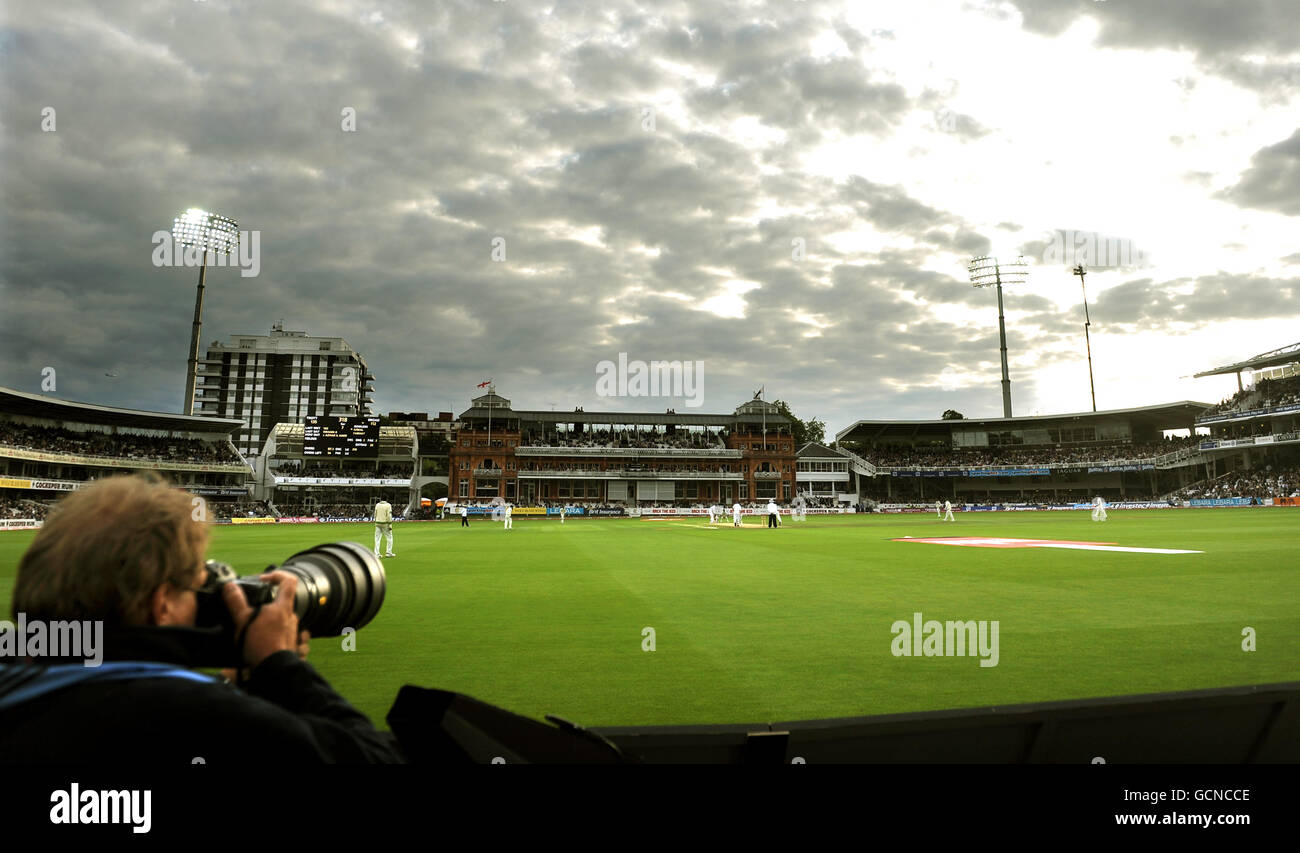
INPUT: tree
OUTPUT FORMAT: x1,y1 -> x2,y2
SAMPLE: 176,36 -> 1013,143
942,409 -> 964,420
772,399 -> 826,445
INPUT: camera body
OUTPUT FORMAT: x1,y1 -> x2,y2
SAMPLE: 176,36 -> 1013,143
193,560 -> 278,630
193,542 -> 387,647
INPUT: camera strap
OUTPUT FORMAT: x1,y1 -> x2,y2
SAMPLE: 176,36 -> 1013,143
0,662 -> 218,712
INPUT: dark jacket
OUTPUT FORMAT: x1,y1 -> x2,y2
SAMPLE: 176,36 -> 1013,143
0,628 -> 404,763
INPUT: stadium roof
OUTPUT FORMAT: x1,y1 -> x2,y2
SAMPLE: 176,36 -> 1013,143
836,401 -> 1213,443
1193,341 -> 1300,378
0,385 -> 244,434
458,392 -> 792,427
797,441 -> 848,458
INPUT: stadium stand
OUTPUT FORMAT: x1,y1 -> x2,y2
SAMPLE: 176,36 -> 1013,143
0,422 -> 242,464
0,385 -> 247,526
1172,464 -> 1300,501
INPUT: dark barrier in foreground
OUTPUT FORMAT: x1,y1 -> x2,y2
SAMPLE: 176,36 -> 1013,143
390,682 -> 1300,763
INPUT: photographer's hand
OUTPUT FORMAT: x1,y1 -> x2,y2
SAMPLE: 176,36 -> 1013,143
221,570 -> 302,669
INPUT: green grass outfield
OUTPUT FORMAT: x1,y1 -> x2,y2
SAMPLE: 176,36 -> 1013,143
2,508 -> 1297,728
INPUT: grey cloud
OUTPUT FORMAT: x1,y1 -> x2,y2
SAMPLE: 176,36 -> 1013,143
1009,0 -> 1300,93
1218,129 -> 1300,216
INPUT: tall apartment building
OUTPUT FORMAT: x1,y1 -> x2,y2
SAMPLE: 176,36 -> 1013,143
191,323 -> 375,459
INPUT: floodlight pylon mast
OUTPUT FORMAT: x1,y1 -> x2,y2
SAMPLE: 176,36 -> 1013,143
183,251 -> 209,416
994,267 -> 1012,418
968,255 -> 1028,419
173,208 -> 239,416
1073,264 -> 1097,412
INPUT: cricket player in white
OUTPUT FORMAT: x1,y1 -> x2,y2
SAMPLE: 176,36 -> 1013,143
943,500 -> 955,522
732,501 -> 742,527
935,500 -> 942,518
707,504 -> 716,524
766,499 -> 781,528
504,503 -> 513,530
560,505 -> 565,524
1092,496 -> 1108,521
374,499 -> 395,556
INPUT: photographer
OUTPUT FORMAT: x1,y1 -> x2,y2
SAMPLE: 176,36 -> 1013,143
0,474 -> 404,763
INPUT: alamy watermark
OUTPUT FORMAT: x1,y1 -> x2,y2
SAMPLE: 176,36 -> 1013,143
595,354 -> 704,408
1040,229 -> 1149,270
49,783 -> 151,833
0,613 -> 104,666
890,611 -> 999,667
151,229 -> 261,277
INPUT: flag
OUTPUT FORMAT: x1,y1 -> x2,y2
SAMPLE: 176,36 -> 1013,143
477,379 -> 491,388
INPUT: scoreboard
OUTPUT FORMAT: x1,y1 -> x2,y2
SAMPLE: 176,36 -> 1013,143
303,416 -> 381,457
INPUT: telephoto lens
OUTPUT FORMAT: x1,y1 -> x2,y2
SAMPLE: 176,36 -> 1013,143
274,542 -> 387,637
194,542 -> 387,643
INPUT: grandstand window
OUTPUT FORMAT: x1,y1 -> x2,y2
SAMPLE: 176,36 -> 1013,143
783,483 -> 791,500
459,482 -> 468,498
740,483 -> 748,499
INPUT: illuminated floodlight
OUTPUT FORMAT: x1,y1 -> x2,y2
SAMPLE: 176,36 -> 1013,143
966,255 -> 1028,418
174,207 -> 239,416
173,208 -> 240,255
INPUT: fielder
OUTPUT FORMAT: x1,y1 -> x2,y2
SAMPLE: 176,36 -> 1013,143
560,505 -> 565,524
707,504 -> 716,524
943,500 -> 955,522
374,498 -> 395,557
1092,495 -> 1108,522
732,501 -> 742,527
504,503 -> 513,530
935,500 -> 942,518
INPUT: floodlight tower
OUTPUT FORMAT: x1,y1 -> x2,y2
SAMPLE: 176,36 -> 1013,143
173,208 -> 240,415
967,255 -> 1028,418
1073,264 -> 1097,412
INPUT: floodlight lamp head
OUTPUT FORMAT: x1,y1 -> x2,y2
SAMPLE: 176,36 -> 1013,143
172,208 -> 240,255
968,254 -> 1028,289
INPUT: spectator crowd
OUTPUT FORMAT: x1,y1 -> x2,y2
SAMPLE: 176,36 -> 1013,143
273,502 -> 403,519
850,436 -> 1202,469
273,460 -> 413,478
1202,375 -> 1300,418
0,496 -> 52,520
0,422 -> 243,465
521,427 -> 730,450
1172,464 -> 1300,501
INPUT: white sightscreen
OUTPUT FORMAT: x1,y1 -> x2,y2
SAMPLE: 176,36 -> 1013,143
636,481 -> 675,500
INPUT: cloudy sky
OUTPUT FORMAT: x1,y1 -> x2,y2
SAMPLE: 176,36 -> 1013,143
2,0 -> 1298,438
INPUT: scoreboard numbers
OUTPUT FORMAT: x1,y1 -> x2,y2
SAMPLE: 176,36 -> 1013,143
303,416 -> 381,457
